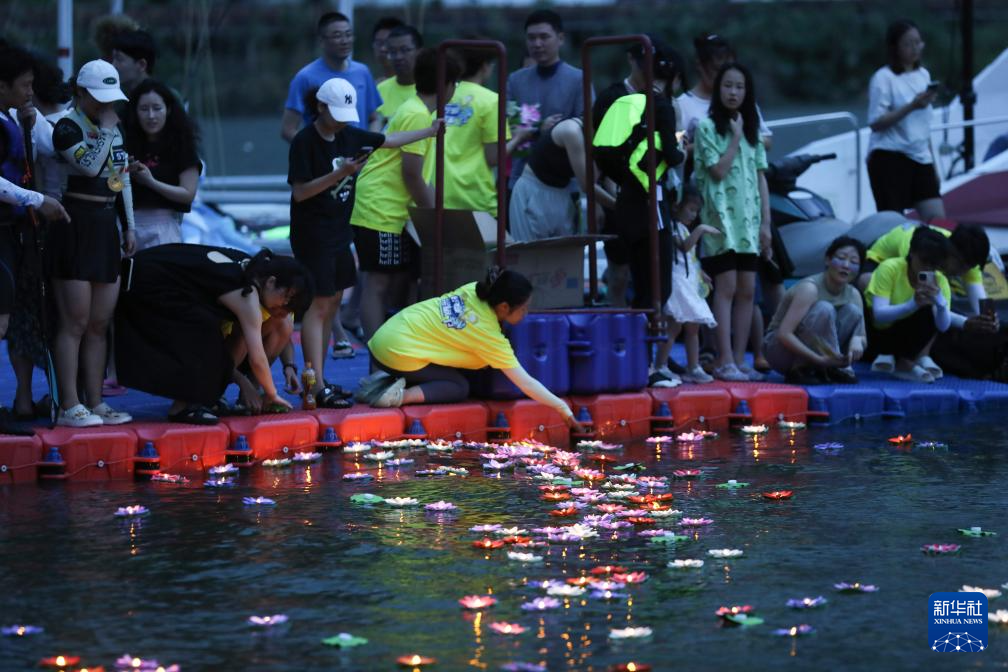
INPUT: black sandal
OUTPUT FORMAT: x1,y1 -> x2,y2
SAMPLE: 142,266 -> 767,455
316,386 -> 353,409
322,381 -> 354,400
167,405 -> 219,425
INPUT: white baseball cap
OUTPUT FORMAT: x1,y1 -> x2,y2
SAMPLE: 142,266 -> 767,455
77,59 -> 128,103
317,78 -> 359,123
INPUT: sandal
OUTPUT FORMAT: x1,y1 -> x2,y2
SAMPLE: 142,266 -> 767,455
871,354 -> 895,373
168,405 -> 219,425
331,340 -> 356,359
891,364 -> 934,383
315,386 -> 354,409
323,381 -> 354,399
915,355 -> 943,379
752,357 -> 772,374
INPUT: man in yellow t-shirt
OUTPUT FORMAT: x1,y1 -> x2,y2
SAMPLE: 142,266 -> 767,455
375,25 -> 420,126
858,221 -> 990,314
443,48 -> 515,216
350,48 -> 461,341
863,226 -> 954,382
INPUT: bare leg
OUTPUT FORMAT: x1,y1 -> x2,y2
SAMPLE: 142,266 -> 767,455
750,309 -> 769,369
655,320 -> 683,368
712,270 -> 738,368
329,289 -> 347,346
915,197 -> 946,222
53,279 -> 91,410
262,315 -> 294,362
301,295 -> 339,394
402,386 -> 425,404
11,353 -> 35,416
684,323 -> 701,369
360,271 -> 392,341
81,281 -> 120,408
732,271 -> 757,367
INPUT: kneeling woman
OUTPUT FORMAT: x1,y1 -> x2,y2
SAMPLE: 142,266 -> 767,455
365,269 -> 582,430
115,245 -> 314,422
763,236 -> 867,385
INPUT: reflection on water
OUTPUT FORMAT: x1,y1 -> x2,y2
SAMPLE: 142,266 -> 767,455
1,413 -> 1006,670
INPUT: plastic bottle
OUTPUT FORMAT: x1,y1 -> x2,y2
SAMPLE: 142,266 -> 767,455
302,362 -> 317,410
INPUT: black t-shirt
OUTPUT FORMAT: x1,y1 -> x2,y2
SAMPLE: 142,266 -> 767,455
129,137 -> 202,213
288,123 -> 384,249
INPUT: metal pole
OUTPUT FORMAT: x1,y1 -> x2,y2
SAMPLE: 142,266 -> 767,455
961,0 -> 975,171
434,40 -> 508,295
110,0 -> 124,13
581,35 -> 656,319
58,0 -> 73,79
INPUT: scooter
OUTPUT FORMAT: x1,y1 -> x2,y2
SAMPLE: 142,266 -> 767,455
768,153 -> 909,278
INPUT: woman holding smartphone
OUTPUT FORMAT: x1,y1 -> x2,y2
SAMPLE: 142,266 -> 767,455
287,77 -> 440,407
866,19 -> 944,220
863,227 -> 952,383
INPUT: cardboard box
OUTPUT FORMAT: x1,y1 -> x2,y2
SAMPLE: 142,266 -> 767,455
410,207 -> 608,309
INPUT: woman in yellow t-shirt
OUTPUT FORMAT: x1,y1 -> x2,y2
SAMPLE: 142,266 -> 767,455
364,268 -> 583,431
864,227 -> 953,383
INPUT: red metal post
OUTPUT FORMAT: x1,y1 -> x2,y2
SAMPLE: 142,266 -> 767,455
581,35 -> 658,322
435,40 -> 508,294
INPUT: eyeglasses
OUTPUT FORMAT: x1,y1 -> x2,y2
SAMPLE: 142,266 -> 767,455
322,31 -> 354,41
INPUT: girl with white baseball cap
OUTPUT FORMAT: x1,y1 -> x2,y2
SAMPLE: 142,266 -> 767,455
49,59 -> 136,427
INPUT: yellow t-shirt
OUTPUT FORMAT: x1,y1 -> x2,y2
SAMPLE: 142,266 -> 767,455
866,223 -> 983,287
350,95 -> 433,234
221,305 -> 276,338
377,79 -> 416,121
368,282 -> 520,372
865,257 -> 951,329
443,81 -> 508,216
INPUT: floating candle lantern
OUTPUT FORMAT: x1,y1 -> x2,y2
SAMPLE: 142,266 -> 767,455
458,595 -> 496,609
293,451 -> 322,463
611,571 -> 647,584
495,527 -> 528,536
113,505 -> 149,517
590,565 -> 627,575
722,613 -> 764,627
520,597 -> 561,611
668,559 -> 704,569
384,497 -> 420,507
778,421 -> 805,429
208,464 -> 238,475
386,458 -> 415,467
396,654 -> 435,667
489,622 -> 526,635
473,538 -> 505,550
248,614 -> 288,626
649,509 -> 682,518
204,477 -> 235,488
625,516 -> 656,525
786,596 -> 828,609
424,501 -> 457,511
507,551 -> 543,563
341,472 -> 373,481
645,436 -> 672,444
343,442 -> 371,453
590,589 -> 628,600
262,458 -> 292,468
716,480 -> 749,489
740,425 -> 768,434
708,549 -> 744,558
242,497 -> 276,506
363,450 -> 394,462
470,524 -> 502,533
675,432 -> 705,443
549,507 -> 578,517
887,433 -> 912,444
649,533 -> 689,545
990,610 -> 1008,624
608,626 -> 652,639
596,504 -> 626,514
834,582 -> 878,593
349,493 -> 384,505
609,663 -> 652,672
961,585 -> 1002,599
773,624 -> 815,637
321,633 -> 368,648
958,527 -> 997,537
762,490 -> 794,500
566,576 -> 593,587
813,442 -> 844,454
576,440 -> 623,451
151,473 -> 189,483
679,517 -> 713,527
672,469 -> 701,479
715,605 -> 753,617
921,543 -> 961,555
541,492 -> 570,502
500,536 -> 533,545
547,584 -> 586,597
1,624 -> 43,636
39,656 -> 80,668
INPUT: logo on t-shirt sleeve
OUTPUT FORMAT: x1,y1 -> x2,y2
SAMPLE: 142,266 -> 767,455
440,294 -> 469,330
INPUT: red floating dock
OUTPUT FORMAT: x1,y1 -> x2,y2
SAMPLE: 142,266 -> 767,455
714,382 -> 809,424
221,414 -> 319,463
0,434 -> 43,484
649,386 -> 734,431
568,392 -> 652,442
314,406 -> 404,443
132,423 -> 230,476
485,399 -> 570,446
37,427 -> 138,482
403,402 -> 491,442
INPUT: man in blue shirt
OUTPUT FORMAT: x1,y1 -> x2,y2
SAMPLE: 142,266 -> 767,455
281,11 -> 382,140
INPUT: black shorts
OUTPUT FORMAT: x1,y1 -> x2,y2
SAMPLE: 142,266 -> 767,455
48,197 -> 122,283
291,240 -> 356,297
867,149 -> 941,213
353,225 -> 417,273
0,224 -> 18,314
700,250 -> 760,277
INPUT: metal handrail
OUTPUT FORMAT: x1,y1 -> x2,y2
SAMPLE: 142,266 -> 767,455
929,114 -> 1008,133
581,34 -> 657,318
434,39 -> 508,295
764,111 -> 861,213
201,175 -> 288,188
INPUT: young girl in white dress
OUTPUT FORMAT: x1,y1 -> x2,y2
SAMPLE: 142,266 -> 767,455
655,186 -> 719,384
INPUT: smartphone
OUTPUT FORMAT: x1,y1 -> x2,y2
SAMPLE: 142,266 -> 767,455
918,270 -> 936,285
927,81 -> 940,91
980,298 -> 996,318
353,146 -> 374,162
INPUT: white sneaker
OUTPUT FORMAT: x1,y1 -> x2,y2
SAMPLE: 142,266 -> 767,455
58,403 -> 103,428
683,366 -> 714,384
714,363 -> 749,382
871,354 -> 895,373
91,402 -> 132,425
738,364 -> 765,382
372,378 -> 406,408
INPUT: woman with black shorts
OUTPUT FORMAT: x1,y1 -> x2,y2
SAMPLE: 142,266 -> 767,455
50,60 -> 136,427
287,77 -> 440,407
866,20 -> 944,221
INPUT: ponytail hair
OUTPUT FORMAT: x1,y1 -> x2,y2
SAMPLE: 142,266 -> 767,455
243,248 -> 315,315
303,86 -> 321,121
474,267 -> 533,308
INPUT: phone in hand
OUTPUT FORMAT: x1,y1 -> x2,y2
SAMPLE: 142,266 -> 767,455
353,146 -> 374,162
980,298 -> 996,318
917,270 -> 936,285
